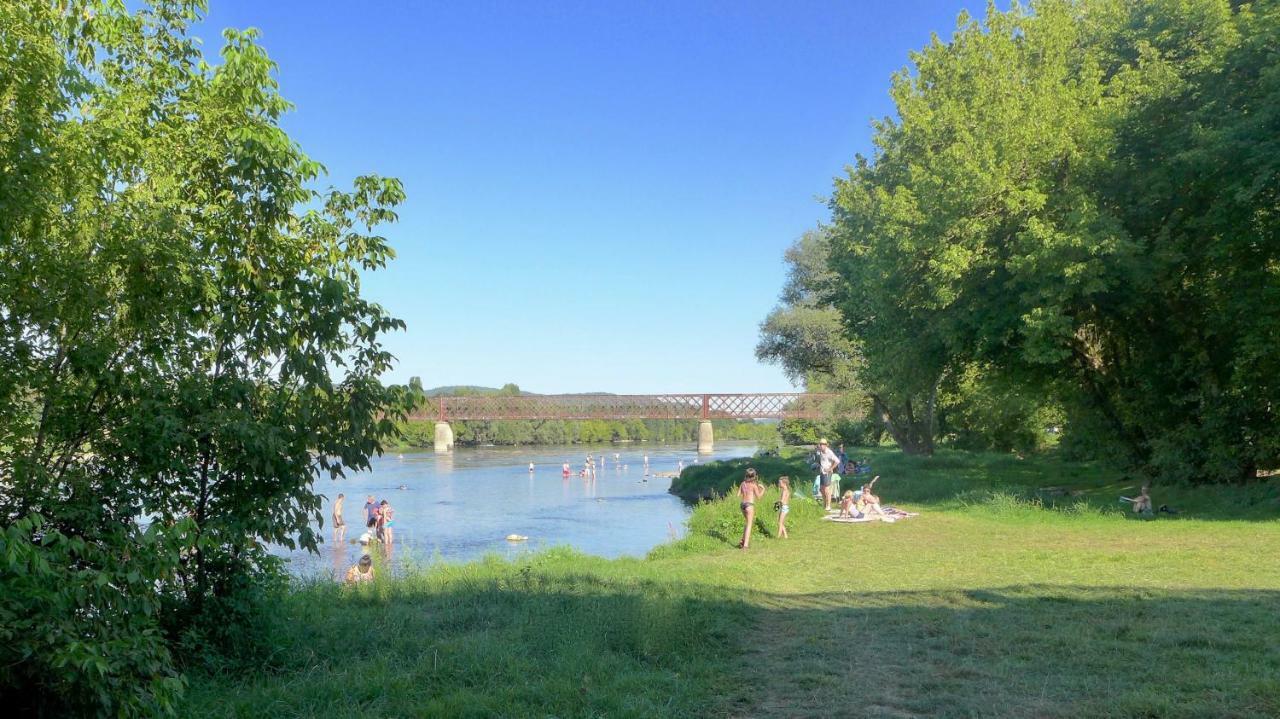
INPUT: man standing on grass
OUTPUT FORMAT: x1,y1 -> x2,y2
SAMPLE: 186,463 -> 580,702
816,438 -> 841,511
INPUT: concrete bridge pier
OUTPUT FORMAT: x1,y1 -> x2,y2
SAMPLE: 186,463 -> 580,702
434,421 -> 454,453
697,420 -> 714,454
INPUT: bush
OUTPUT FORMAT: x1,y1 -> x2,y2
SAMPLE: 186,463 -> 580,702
669,455 -> 811,501
0,515 -> 186,717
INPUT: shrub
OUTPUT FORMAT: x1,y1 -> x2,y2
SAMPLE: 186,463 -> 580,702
0,515 -> 186,717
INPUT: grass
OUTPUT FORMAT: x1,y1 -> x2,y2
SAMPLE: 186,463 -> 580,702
182,449 -> 1280,718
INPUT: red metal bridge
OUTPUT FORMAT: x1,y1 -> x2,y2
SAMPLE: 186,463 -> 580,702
409,393 -> 839,422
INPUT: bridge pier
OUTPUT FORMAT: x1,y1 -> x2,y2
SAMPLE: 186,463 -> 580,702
697,420 -> 714,454
434,421 -> 454,453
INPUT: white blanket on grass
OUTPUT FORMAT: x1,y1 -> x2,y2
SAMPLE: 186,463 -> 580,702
822,506 -> 918,523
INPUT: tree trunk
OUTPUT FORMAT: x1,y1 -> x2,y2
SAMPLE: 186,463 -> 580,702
871,394 -> 934,456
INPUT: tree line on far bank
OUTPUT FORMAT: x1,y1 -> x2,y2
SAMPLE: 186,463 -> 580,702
759,0 -> 1280,484
387,380 -> 781,447
396,417 -> 778,448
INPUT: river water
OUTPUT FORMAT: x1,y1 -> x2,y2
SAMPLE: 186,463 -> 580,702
277,442 -> 756,578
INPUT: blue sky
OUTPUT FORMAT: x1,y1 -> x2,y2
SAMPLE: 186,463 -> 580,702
196,1 -> 978,393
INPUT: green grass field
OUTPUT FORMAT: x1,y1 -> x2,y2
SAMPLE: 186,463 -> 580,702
182,449 -> 1280,718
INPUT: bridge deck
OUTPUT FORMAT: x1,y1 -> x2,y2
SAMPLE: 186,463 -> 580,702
409,393 -> 839,422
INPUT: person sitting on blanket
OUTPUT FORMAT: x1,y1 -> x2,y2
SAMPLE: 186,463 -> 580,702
1120,483 -> 1154,518
856,476 -> 890,520
839,489 -> 856,518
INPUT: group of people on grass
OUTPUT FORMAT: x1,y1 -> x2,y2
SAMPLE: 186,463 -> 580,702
736,438 -> 891,550
331,493 -> 395,584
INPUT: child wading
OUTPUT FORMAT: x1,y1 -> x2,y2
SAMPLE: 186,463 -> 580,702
737,468 -> 765,549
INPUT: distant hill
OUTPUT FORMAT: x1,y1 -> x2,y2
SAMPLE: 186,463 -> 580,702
422,385 -> 509,397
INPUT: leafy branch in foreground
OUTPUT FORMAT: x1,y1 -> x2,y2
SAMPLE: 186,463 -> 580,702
1,1 -> 410,714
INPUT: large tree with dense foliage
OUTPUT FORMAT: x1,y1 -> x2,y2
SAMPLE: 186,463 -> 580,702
0,1 -> 408,714
828,0 -> 1279,479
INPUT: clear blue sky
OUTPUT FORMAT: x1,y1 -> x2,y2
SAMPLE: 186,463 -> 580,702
196,1 -> 977,394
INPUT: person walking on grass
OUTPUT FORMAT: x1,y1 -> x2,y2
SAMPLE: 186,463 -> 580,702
332,493 -> 347,542
816,439 -> 841,511
775,476 -> 791,539
738,468 -> 766,549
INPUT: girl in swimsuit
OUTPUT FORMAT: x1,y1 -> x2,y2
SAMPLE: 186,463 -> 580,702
737,468 -> 765,549
776,476 -> 790,539
377,500 -> 395,546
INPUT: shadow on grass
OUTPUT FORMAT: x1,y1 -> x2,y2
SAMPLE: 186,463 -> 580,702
736,584 -> 1280,718
181,566 -> 1280,719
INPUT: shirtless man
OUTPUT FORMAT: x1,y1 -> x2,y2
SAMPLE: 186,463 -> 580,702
737,468 -> 766,549
1131,484 -> 1153,517
332,493 -> 347,542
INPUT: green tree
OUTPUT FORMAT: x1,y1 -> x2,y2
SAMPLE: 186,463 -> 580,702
828,0 -> 1280,480
0,1 -> 408,712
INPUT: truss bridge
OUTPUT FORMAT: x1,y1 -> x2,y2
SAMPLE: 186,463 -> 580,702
411,393 -> 840,453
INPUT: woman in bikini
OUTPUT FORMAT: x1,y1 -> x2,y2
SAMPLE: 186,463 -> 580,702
737,468 -> 765,549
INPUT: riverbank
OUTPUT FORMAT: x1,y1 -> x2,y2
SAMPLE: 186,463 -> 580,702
182,449 -> 1280,718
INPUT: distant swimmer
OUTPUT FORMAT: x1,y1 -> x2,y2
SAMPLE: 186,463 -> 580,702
614,453 -> 620,462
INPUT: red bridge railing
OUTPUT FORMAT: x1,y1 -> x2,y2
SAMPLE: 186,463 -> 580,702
408,393 -> 840,422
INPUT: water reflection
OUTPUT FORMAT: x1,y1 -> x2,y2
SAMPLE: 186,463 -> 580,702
278,442 -> 755,579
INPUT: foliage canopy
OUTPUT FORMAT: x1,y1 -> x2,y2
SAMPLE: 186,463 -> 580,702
821,0 -> 1279,478
1,1 -> 408,713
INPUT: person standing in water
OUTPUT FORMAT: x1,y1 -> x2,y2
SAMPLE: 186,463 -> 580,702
363,495 -> 378,528
562,462 -> 571,479
528,462 -> 535,473
377,499 -> 394,546
737,468 -> 765,549
332,493 -> 347,542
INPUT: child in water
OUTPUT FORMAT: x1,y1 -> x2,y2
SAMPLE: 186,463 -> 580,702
377,500 -> 394,545
775,476 -> 791,539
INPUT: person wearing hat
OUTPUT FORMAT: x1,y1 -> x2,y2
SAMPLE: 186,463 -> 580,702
345,554 -> 375,584
815,438 -> 841,511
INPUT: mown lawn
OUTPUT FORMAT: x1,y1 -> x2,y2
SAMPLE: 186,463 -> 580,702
182,449 -> 1280,718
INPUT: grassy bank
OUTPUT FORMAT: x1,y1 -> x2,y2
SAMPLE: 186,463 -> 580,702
183,450 -> 1280,718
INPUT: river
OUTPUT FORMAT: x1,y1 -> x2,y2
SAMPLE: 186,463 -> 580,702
277,442 -> 757,578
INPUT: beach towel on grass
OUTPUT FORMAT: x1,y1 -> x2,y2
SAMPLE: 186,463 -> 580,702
822,506 -> 919,523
